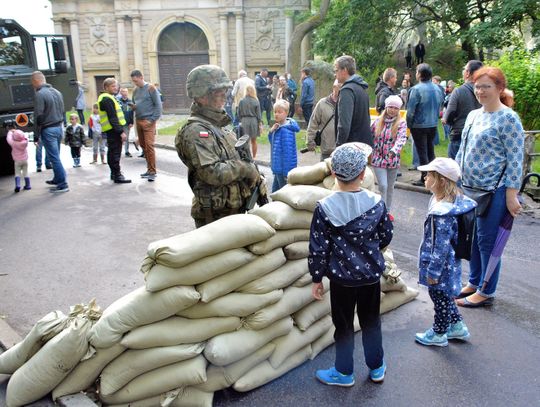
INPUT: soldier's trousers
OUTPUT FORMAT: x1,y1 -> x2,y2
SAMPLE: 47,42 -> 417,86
193,208 -> 240,228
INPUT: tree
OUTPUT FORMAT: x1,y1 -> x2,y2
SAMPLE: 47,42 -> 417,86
286,0 -> 331,75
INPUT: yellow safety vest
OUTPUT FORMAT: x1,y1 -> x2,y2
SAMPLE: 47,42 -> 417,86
97,93 -> 126,132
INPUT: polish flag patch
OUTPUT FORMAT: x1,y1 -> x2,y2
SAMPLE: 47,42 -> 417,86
199,131 -> 209,138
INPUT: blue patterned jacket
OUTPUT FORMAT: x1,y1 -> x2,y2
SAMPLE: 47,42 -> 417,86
418,194 -> 477,295
308,190 -> 393,287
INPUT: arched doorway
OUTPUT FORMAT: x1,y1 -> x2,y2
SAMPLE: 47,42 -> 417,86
158,22 -> 209,112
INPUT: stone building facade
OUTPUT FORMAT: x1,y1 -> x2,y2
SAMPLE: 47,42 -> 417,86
50,0 -> 310,112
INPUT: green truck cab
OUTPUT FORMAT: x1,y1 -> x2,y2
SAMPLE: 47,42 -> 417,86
0,18 -> 78,175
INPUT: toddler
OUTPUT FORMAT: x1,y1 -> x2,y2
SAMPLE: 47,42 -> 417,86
415,157 -> 476,346
88,103 -> 107,164
64,113 -> 86,167
268,99 -> 299,192
6,129 -> 31,192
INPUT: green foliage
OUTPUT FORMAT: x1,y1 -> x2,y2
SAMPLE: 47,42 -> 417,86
423,36 -> 467,80
491,49 -> 540,130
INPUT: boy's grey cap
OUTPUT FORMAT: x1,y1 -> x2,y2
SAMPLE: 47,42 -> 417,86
331,142 -> 372,181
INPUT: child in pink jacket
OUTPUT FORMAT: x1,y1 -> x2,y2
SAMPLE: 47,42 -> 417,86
6,129 -> 31,193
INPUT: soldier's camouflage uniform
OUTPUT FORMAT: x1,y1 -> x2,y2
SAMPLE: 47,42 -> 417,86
176,103 -> 259,228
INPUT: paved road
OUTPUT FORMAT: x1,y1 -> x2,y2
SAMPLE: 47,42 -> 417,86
1,145 -> 539,406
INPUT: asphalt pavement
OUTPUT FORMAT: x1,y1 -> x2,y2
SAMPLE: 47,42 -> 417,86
1,142 -> 539,407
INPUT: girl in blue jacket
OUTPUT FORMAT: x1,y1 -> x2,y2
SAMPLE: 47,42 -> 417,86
268,100 -> 300,192
415,158 -> 477,346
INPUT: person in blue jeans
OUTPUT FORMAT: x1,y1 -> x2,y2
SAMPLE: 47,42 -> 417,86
309,143 -> 393,387
300,67 -> 315,123
268,100 -> 299,192
31,71 -> 69,193
455,66 -> 524,307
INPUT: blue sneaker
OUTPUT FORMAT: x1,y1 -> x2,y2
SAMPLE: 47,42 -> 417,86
369,361 -> 386,383
415,328 -> 448,347
315,367 -> 355,387
446,321 -> 470,341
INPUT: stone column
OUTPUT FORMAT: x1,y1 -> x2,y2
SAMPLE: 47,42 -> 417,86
116,17 -> 129,84
131,15 -> 144,70
219,13 -> 230,76
68,17 -> 83,81
285,15 -> 294,68
53,19 -> 63,35
234,12 -> 245,72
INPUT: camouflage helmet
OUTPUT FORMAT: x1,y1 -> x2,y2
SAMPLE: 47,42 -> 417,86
186,65 -> 232,98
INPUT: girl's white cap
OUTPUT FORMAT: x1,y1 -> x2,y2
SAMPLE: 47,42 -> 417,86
418,157 -> 461,182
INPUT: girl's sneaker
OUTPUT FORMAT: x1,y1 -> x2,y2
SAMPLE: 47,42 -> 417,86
315,367 -> 355,387
415,328 -> 448,347
446,321 -> 470,341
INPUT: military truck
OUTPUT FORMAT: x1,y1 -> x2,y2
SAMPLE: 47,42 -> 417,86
0,18 -> 78,176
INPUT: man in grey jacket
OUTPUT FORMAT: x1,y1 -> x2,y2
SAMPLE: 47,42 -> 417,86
31,71 -> 69,193
131,69 -> 162,182
442,60 -> 483,159
333,55 -> 372,147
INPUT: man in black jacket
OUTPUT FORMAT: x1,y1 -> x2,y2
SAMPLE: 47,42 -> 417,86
333,55 -> 372,147
375,68 -> 397,114
442,60 -> 483,159
97,78 -> 131,183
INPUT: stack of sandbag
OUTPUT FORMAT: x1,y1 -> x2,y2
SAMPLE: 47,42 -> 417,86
0,300 -> 101,407
1,160 -> 418,407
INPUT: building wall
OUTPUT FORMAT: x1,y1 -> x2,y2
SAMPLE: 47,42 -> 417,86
51,0 -> 309,111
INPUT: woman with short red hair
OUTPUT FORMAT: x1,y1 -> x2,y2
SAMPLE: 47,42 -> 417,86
455,66 -> 524,307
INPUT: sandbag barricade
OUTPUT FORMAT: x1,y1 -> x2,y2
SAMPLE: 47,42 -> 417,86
1,161 -> 417,406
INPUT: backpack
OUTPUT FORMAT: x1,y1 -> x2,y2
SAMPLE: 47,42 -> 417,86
452,209 -> 476,260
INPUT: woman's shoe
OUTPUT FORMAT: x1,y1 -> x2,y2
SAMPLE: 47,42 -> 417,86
455,288 -> 476,299
456,296 -> 494,308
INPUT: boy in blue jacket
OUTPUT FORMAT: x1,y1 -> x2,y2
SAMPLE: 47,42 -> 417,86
309,143 -> 393,386
268,100 -> 300,192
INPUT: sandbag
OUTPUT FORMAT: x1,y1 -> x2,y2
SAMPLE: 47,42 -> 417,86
380,287 -> 419,314
250,201 -> 313,230
322,175 -> 335,190
144,248 -> 256,291
142,214 -> 275,270
270,184 -> 333,212
243,283 -> 328,330
291,273 -> 312,287
248,229 -> 310,255
196,248 -> 285,303
100,355 -> 207,405
310,328 -> 334,360
6,316 -> 92,407
269,315 -> 333,368
177,291 -> 283,319
380,275 -> 408,293
283,241 -> 309,260
121,317 -> 241,349
89,286 -> 200,348
0,310 -> 67,374
233,345 -> 312,392
108,387 -> 213,407
292,295 -> 331,331
195,343 -> 276,392
287,161 -> 329,185
100,343 -> 205,396
204,317 -> 293,367
236,259 -> 308,294
52,343 -> 125,400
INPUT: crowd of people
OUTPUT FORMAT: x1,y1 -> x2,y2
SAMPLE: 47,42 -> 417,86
6,50 -> 526,389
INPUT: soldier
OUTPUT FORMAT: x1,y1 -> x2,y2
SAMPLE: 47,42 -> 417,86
175,65 -> 265,228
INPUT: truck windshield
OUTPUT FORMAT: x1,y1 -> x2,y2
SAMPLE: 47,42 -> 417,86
0,26 -> 26,66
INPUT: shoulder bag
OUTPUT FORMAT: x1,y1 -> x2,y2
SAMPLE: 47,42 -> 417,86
315,114 -> 334,146
460,113 -> 505,217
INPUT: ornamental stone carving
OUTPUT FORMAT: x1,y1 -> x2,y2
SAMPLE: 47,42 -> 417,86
88,17 -> 113,56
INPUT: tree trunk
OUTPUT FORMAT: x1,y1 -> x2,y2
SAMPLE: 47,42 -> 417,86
286,0 -> 331,76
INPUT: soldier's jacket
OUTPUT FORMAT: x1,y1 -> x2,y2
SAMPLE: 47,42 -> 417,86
175,103 -> 256,219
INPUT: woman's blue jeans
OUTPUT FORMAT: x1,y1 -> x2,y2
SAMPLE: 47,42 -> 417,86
468,186 -> 508,297
41,126 -> 68,189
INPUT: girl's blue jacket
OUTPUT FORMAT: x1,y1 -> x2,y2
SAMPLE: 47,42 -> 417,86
418,194 -> 477,295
